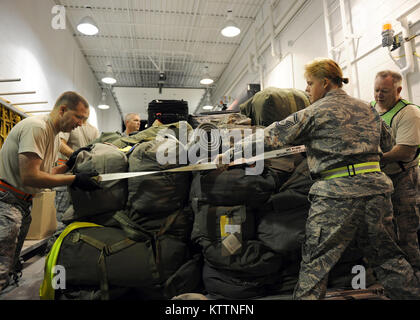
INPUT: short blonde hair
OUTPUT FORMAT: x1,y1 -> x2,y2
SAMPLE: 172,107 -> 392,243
304,58 -> 348,88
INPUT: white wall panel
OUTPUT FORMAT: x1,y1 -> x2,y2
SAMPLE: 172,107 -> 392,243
216,0 -> 419,109
0,0 -> 121,132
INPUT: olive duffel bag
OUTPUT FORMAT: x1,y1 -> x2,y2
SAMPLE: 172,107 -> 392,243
69,143 -> 128,220
40,222 -> 202,300
240,87 -> 310,126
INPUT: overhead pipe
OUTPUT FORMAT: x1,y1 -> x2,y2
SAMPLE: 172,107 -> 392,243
395,1 -> 420,75
248,52 -> 256,74
12,101 -> 48,106
322,0 -> 335,59
0,78 -> 21,82
26,110 -> 51,113
253,25 -> 264,91
269,0 -> 282,60
339,0 -> 356,96
148,55 -> 160,72
0,91 -> 36,95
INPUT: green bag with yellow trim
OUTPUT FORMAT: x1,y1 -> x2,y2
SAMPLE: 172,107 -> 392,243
40,221 -> 202,300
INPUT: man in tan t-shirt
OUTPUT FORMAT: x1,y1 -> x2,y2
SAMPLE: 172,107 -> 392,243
59,122 -> 100,159
0,91 -> 100,292
373,70 -> 420,272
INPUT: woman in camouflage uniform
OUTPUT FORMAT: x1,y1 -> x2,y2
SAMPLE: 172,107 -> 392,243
220,58 -> 420,299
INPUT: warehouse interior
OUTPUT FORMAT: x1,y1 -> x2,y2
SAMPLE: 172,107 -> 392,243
0,0 -> 420,302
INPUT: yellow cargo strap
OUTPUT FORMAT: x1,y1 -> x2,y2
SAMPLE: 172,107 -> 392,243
39,222 -> 102,300
320,162 -> 381,180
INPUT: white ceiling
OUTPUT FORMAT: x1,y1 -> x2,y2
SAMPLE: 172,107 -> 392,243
55,0 -> 265,115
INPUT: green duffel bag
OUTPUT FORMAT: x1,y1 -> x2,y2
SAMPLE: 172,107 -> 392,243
122,120 -> 193,145
92,121 -> 193,149
200,238 -> 282,277
45,224 -> 193,300
54,253 -> 204,300
190,203 -> 282,276
92,132 -> 125,147
240,87 -> 310,126
122,207 -> 193,242
127,139 -> 191,217
191,204 -> 256,243
69,143 -> 128,219
257,203 -> 309,255
202,261 -> 282,299
190,167 -> 278,208
256,158 -> 313,254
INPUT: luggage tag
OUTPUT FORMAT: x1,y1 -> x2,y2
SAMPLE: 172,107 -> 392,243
220,215 -> 242,256
222,233 -> 242,256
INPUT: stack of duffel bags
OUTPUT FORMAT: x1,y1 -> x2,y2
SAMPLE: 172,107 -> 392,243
40,87 -> 371,300
188,87 -> 370,299
40,121 -> 203,300
186,87 -> 308,298
189,164 -> 284,299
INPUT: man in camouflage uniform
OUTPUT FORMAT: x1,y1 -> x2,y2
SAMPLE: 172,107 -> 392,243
220,58 -> 420,299
372,70 -> 420,273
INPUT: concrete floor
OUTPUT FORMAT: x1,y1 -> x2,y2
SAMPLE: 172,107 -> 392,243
0,252 -> 387,301
0,254 -> 45,300
0,236 -> 388,300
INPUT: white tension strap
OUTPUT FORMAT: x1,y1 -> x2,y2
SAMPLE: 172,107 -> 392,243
95,145 -> 307,182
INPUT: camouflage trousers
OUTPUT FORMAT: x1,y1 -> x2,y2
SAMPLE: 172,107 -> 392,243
54,186 -> 70,222
389,166 -> 420,271
0,190 -> 31,292
293,193 -> 420,300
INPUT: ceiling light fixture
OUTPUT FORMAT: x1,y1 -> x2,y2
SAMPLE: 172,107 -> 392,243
98,90 -> 110,110
77,6 -> 99,36
200,66 -> 214,85
77,16 -> 99,35
202,90 -> 213,110
101,64 -> 117,85
221,10 -> 241,38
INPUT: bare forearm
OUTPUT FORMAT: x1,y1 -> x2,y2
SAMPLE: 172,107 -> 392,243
19,152 -> 76,189
51,164 -> 70,175
59,140 -> 74,158
382,144 -> 417,163
21,171 -> 75,188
